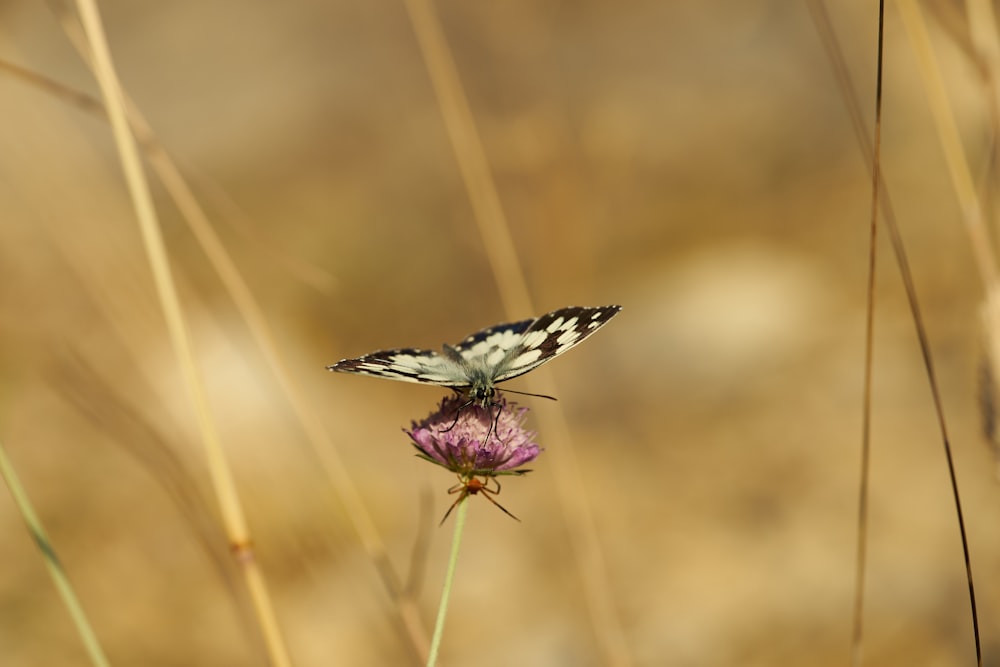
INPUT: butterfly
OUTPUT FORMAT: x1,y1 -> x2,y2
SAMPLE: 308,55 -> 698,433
327,305 -> 622,407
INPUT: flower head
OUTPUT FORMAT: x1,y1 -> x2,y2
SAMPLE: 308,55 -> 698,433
407,394 -> 540,476
406,394 -> 541,522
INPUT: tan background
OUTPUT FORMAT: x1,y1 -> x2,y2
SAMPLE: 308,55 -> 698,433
1,1 -> 998,665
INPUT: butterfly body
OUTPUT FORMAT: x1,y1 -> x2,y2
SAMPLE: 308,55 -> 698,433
328,305 -> 621,405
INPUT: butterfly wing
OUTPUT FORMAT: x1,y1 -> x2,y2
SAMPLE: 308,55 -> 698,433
451,318 -> 535,366
488,305 -> 622,383
327,348 -> 470,387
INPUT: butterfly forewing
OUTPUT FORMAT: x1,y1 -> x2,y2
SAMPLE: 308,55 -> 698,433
327,305 -> 621,396
452,319 -> 534,359
490,305 -> 623,382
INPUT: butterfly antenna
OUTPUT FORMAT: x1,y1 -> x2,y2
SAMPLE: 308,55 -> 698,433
497,387 -> 558,401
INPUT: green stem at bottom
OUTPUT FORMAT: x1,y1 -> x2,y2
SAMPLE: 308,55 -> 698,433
0,440 -> 110,667
426,497 -> 469,667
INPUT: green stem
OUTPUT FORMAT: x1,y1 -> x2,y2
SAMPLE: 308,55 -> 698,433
0,440 -> 111,667
426,497 -> 469,667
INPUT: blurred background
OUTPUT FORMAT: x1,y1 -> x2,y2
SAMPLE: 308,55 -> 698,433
1,0 -> 999,665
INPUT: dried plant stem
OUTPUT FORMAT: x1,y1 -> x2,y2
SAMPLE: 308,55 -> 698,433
965,0 -> 1000,482
0,440 -> 111,667
895,4 -> 985,664
402,1 -> 631,664
850,4 -> 886,665
807,5 -> 885,663
810,1 -> 983,663
401,0 -> 533,318
967,0 -> 1000,127
72,1 -> 291,665
426,497 -> 468,667
896,0 -> 999,289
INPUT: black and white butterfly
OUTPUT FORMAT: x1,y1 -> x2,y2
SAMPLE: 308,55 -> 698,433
327,305 -> 621,406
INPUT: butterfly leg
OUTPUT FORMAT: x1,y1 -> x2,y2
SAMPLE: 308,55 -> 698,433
440,390 -> 473,433
481,399 -> 504,445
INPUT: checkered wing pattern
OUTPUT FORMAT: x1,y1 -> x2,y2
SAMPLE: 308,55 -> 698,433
457,305 -> 622,383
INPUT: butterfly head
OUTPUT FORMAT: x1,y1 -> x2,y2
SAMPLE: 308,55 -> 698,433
458,365 -> 497,408
471,383 -> 496,409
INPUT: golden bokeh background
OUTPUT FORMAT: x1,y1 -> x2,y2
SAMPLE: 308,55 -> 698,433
1,1 -> 999,665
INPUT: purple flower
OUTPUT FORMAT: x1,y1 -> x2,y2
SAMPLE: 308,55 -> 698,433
407,395 -> 540,475
406,394 -> 540,521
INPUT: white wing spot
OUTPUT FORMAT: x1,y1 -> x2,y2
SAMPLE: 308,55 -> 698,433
520,331 -> 548,349
391,356 -> 419,364
512,349 -> 543,366
485,347 -> 507,366
462,330 -> 522,359
546,317 -> 566,333
557,329 -> 582,345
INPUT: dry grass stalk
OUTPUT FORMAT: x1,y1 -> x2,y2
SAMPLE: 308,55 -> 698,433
71,0 -> 292,664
